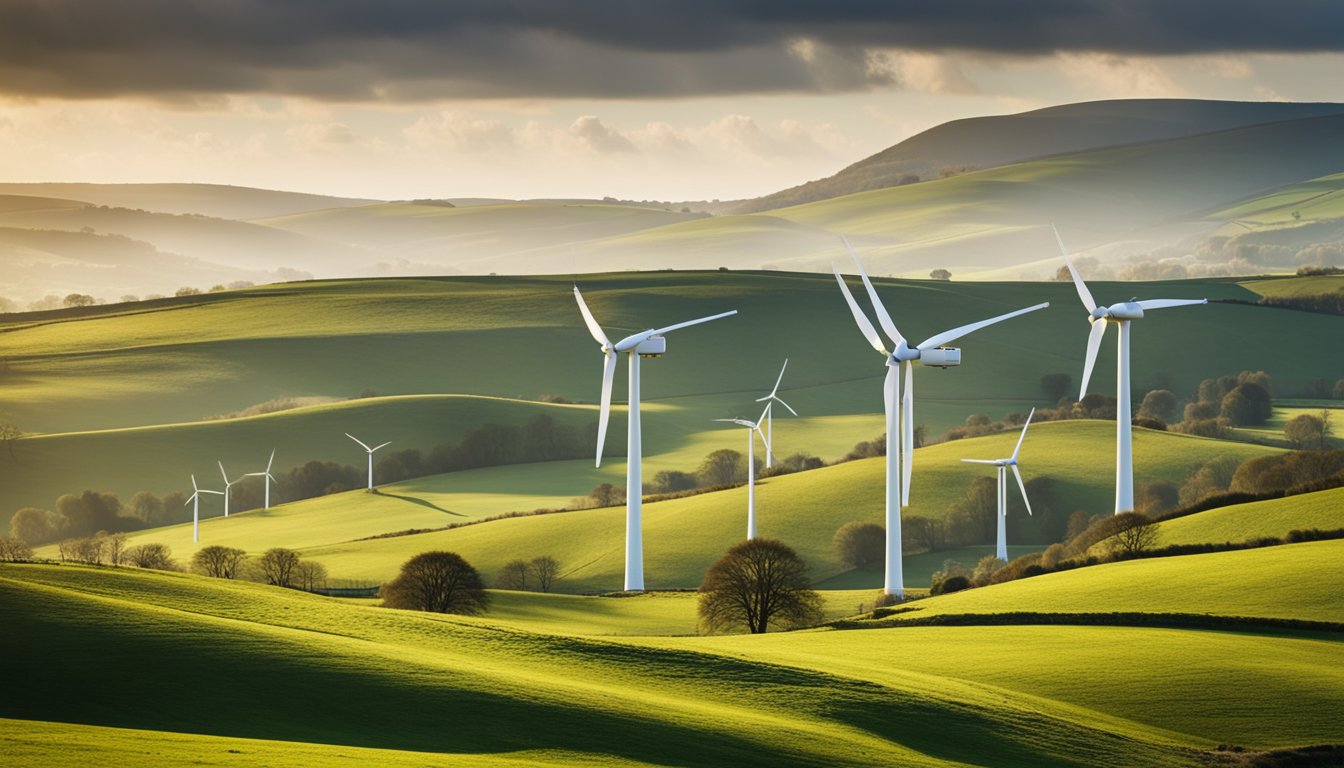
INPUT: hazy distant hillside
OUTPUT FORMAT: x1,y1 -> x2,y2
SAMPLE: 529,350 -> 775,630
0,183 -> 378,220
734,99 -> 1344,214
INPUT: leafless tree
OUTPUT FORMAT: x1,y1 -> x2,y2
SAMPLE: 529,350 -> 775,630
698,538 -> 823,634
0,537 -> 33,562
295,560 -> 328,592
529,556 -> 560,593
497,559 -> 530,590
192,546 -> 247,579
126,543 -> 176,570
1108,512 -> 1161,558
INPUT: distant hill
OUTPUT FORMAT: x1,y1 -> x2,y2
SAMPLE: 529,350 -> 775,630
0,183 -> 379,220
734,99 -> 1344,214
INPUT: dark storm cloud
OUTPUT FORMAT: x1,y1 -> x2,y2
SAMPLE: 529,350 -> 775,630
1,0 -> 1340,100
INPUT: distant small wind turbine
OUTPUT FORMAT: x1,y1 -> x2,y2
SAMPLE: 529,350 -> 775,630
834,237 -> 1048,598
185,474 -> 223,543
1054,226 -> 1206,513
244,449 -> 277,509
575,284 -> 736,591
346,433 -> 391,490
713,407 -> 769,540
218,461 -> 242,517
754,359 -> 798,469
961,408 -> 1036,562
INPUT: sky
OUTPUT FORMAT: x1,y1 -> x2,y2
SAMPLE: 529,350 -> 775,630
2,1 -> 1343,202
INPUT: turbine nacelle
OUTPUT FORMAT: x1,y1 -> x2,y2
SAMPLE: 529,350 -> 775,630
1096,302 -> 1144,321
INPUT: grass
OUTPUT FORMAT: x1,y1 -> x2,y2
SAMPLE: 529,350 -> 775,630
117,420 -> 1277,592
868,539 -> 1344,625
1155,487 -> 1344,547
1226,404 -> 1343,449
7,562 -> 1343,765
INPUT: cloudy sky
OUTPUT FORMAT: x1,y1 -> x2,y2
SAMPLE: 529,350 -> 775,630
2,1 -> 1342,201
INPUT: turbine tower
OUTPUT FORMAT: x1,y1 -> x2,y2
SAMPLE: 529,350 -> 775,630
185,474 -> 223,543
245,449 -> 277,509
574,285 -> 736,592
1054,227 -> 1206,513
834,239 -> 1048,598
713,408 -> 768,540
218,461 -> 241,517
961,408 -> 1036,562
754,359 -> 797,469
346,433 -> 391,490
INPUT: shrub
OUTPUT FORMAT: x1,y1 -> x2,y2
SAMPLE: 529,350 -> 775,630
0,537 -> 34,562
125,543 -> 176,570
1137,389 -> 1177,422
970,555 -> 1005,587
1284,413 -> 1330,450
1220,382 -> 1272,426
934,575 -> 970,594
832,521 -> 885,568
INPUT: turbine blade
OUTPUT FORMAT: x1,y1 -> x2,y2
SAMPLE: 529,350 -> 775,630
649,309 -> 738,336
843,236 -> 905,347
1080,319 -> 1108,398
1135,298 -> 1208,310
573,285 -> 611,347
346,433 -> 371,452
191,474 -> 199,492
202,489 -> 224,496
595,351 -> 617,467
1012,464 -> 1033,516
773,396 -> 799,417
960,459 -> 999,464
769,358 -> 789,397
883,361 -> 897,427
901,361 -> 913,506
218,461 -> 228,484
266,448 -> 275,472
1054,225 -> 1097,313
371,441 -> 391,452
917,302 -> 1050,350
184,493 -> 195,506
1011,407 -> 1035,461
833,265 -> 887,355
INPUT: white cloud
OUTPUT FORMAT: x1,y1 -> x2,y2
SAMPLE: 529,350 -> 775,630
569,115 -> 637,154
1056,53 -> 1186,98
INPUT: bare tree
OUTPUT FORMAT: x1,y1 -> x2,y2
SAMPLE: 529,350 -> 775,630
102,532 -> 129,566
192,546 -> 247,579
380,551 -> 488,615
0,537 -> 34,562
295,560 -> 328,592
126,543 -> 176,570
258,547 -> 301,588
529,556 -> 560,593
698,538 -> 823,634
496,559 -> 530,590
1108,512 -> 1161,558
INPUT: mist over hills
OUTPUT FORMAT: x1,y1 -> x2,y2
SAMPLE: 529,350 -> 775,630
2,99 -> 1343,305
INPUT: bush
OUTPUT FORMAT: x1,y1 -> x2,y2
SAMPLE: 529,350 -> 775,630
832,521 -> 885,568
1284,413 -> 1330,450
934,575 -> 970,594
698,448 -> 746,486
1137,389 -> 1177,422
970,555 -> 1005,587
191,546 -> 247,579
1135,481 -> 1179,517
1219,382 -> 1272,426
126,543 -> 176,570
650,470 -> 698,494
0,537 -> 34,562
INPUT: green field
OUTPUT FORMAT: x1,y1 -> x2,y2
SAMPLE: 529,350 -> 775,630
104,420 -> 1279,591
5,562 -> 1342,766
869,538 -> 1344,625
1155,487 -> 1344,546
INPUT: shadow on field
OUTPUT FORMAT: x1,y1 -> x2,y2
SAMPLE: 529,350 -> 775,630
380,492 -> 464,516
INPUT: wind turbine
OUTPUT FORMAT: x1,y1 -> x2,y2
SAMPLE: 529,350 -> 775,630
833,239 -> 1048,598
244,449 -> 277,509
346,433 -> 391,490
712,407 -> 769,540
1054,227 -> 1207,513
754,359 -> 798,469
574,284 -> 736,592
218,461 -> 242,517
185,474 -> 223,543
961,408 -> 1036,562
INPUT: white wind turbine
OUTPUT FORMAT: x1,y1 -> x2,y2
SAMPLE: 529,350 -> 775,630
346,433 -> 391,490
574,285 -> 737,592
712,407 -> 769,540
834,240 -> 1048,598
1054,227 -> 1207,513
217,461 -> 242,517
754,359 -> 798,469
185,474 -> 223,543
961,408 -> 1036,562
244,449 -> 277,509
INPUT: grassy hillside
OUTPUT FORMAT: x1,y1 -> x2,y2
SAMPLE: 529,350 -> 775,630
1155,487 -> 1344,546
1207,171 -> 1344,227
0,183 -> 378,219
7,563 -> 1344,765
117,421 -> 1280,591
735,99 -> 1344,214
872,539 -> 1344,625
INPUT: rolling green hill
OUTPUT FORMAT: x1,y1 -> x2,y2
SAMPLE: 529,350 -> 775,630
108,420 -> 1279,591
0,183 -> 378,220
6,563 -> 1343,765
1154,487 -> 1344,546
735,99 -> 1344,214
